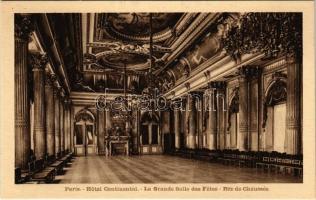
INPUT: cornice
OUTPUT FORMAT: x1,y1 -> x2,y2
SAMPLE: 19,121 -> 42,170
155,13 -> 220,75
165,52 -> 265,100
70,91 -> 141,105
44,14 -> 71,94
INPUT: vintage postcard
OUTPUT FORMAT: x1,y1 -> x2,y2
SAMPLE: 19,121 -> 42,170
0,1 -> 315,199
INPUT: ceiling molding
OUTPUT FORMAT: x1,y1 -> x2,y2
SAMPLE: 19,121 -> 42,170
155,13 -> 221,75
165,52 -> 266,100
70,91 -> 141,105
44,14 -> 71,94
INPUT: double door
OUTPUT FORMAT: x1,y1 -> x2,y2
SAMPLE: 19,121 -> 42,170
74,122 -> 96,156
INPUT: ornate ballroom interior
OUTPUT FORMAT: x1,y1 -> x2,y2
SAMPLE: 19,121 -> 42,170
14,13 -> 303,183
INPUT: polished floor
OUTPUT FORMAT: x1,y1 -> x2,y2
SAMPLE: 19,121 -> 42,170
58,155 -> 303,183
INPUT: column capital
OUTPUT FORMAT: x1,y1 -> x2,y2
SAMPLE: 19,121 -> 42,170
208,81 -> 227,89
53,86 -> 60,97
238,65 -> 262,79
171,97 -> 186,110
29,53 -> 48,71
189,91 -> 204,100
45,73 -> 56,87
285,54 -> 297,64
172,97 -> 185,103
54,86 -> 63,97
59,88 -> 66,101
15,14 -> 33,41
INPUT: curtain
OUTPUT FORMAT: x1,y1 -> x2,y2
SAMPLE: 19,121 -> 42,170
273,103 -> 286,152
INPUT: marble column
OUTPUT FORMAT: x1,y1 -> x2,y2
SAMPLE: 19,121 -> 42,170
174,106 -> 181,149
68,101 -> 72,151
187,92 -> 198,149
70,105 -> 74,152
211,82 -> 226,149
60,95 -> 65,153
45,73 -> 55,156
30,53 -> 48,159
64,98 -> 70,151
249,68 -> 261,151
238,66 -> 251,151
206,84 -> 217,150
184,95 -> 189,148
54,88 -> 60,155
196,92 -> 204,149
15,15 -> 32,168
286,56 -> 302,155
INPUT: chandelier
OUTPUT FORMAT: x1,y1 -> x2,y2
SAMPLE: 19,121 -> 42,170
222,13 -> 302,60
141,13 -> 157,111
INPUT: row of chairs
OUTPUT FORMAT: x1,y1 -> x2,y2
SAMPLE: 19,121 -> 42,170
171,148 -> 221,161
170,148 -> 303,177
218,150 -> 303,176
255,151 -> 303,176
15,150 -> 74,184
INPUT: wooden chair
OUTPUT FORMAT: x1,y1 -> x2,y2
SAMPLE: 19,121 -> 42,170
30,159 -> 56,183
255,151 -> 270,172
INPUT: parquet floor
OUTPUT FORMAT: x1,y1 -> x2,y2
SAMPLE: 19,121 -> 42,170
58,155 -> 303,183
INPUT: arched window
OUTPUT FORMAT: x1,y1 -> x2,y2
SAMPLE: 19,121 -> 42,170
263,79 -> 287,152
228,89 -> 239,149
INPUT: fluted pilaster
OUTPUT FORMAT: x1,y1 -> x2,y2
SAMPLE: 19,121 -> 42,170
64,98 -> 70,151
45,74 -> 55,156
70,105 -> 74,152
205,83 -> 217,149
60,95 -> 65,152
286,57 -> 302,155
249,68 -> 261,151
30,53 -> 48,159
238,67 -> 250,151
54,88 -> 60,155
208,81 -> 226,150
196,92 -> 204,149
173,98 -> 182,149
15,15 -> 32,168
187,92 -> 199,149
238,66 -> 261,151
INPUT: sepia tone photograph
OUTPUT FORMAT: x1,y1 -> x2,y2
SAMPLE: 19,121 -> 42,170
14,12 -> 304,184
0,1 -> 315,199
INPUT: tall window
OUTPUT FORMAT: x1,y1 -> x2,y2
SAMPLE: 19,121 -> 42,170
263,79 -> 287,152
273,103 -> 286,152
228,91 -> 239,149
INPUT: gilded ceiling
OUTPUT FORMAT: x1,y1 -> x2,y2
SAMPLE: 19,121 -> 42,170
33,13 -> 302,95
83,13 -> 184,74
99,13 -> 182,39
41,13 -> 232,93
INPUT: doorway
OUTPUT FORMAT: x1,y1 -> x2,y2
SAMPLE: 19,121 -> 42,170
74,109 -> 96,156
